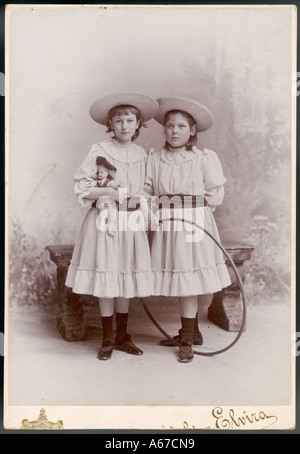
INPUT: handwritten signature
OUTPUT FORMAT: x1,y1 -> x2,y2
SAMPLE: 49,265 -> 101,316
162,406 -> 278,430
211,406 -> 278,429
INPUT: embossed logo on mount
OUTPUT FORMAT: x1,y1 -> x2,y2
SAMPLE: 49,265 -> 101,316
20,409 -> 63,430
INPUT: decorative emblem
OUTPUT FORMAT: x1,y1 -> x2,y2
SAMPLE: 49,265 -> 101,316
20,409 -> 63,430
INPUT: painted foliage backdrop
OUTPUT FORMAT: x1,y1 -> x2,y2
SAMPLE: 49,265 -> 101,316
7,6 -> 294,306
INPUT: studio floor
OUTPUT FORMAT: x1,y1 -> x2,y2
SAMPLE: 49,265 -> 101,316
5,296 -> 293,408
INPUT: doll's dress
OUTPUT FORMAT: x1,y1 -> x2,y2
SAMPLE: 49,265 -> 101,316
95,177 -> 118,235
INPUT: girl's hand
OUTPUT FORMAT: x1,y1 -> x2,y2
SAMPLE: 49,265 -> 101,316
107,180 -> 119,189
112,188 -> 127,204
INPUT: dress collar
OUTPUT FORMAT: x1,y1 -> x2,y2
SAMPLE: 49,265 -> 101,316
112,138 -> 134,149
160,145 -> 200,164
97,138 -> 147,164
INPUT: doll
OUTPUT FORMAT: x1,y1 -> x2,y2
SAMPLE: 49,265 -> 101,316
95,156 -> 119,236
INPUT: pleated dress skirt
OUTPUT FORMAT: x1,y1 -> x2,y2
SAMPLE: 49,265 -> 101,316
65,207 -> 153,298
150,206 -> 231,297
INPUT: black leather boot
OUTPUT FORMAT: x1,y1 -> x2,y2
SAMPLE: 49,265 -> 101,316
97,316 -> 114,360
160,312 -> 203,347
178,317 -> 195,363
114,312 -> 143,356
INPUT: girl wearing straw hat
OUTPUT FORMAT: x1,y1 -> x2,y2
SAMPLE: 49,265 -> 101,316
144,96 -> 231,363
65,91 -> 158,360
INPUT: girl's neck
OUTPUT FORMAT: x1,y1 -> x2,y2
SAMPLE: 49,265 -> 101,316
112,137 -> 133,147
165,143 -> 188,152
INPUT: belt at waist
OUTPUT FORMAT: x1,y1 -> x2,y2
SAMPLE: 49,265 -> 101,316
156,194 -> 207,209
91,197 -> 140,212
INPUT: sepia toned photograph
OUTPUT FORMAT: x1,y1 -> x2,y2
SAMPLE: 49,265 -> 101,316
4,4 -> 296,430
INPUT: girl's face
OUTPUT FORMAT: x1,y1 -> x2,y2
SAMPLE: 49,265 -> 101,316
164,112 -> 196,148
109,113 -> 139,144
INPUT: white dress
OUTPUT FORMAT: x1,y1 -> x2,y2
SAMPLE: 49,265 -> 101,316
144,145 -> 231,297
65,138 -> 153,298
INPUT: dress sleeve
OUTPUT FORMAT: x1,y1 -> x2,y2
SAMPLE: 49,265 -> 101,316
202,149 -> 227,209
143,148 -> 155,196
73,143 -> 101,207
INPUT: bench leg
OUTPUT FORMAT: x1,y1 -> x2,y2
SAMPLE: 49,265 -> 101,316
207,289 -> 247,332
55,267 -> 87,341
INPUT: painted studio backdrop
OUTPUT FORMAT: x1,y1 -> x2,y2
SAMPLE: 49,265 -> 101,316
8,6 -> 293,310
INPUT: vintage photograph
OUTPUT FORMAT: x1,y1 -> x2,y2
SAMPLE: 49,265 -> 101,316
4,5 -> 296,430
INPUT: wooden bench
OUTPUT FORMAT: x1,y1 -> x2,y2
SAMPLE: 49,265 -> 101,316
46,244 -> 254,341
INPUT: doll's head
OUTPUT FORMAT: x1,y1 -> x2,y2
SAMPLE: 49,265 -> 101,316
96,156 -> 117,181
106,105 -> 143,142
164,110 -> 197,151
97,165 -> 109,181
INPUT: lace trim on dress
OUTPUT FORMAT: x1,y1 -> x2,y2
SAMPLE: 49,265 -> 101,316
94,139 -> 147,164
159,146 -> 200,165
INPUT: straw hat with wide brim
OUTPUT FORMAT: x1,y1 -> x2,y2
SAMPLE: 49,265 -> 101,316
89,91 -> 159,125
154,96 -> 213,132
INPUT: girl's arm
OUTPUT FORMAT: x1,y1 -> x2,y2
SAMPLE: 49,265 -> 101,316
84,186 -> 116,199
202,149 -> 227,209
82,187 -> 127,204
142,148 -> 155,198
74,144 -> 125,206
204,186 -> 225,211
